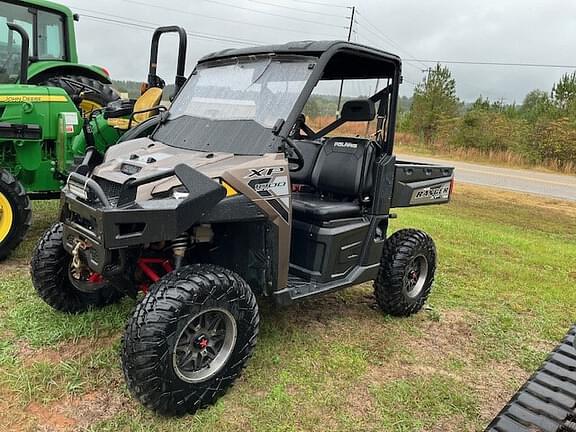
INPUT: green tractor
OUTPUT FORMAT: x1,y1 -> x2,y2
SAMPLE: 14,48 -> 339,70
0,0 -> 117,259
0,0 -> 187,259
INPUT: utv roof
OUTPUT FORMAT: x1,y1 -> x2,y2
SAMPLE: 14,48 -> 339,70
198,40 -> 402,80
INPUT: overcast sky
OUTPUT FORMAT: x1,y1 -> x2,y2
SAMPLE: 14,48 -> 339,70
60,0 -> 576,103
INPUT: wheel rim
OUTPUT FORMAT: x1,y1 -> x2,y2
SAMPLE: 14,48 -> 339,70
0,192 -> 14,243
403,254 -> 429,299
173,308 -> 237,383
79,99 -> 102,117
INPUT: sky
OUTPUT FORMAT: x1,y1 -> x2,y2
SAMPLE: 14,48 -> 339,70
58,0 -> 576,103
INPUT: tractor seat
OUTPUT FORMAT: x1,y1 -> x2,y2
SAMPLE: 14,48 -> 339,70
107,87 -> 163,130
291,137 -> 375,223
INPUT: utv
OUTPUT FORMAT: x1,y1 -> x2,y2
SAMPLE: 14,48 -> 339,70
31,40 -> 454,416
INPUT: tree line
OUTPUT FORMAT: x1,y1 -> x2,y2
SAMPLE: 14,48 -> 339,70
400,65 -> 576,170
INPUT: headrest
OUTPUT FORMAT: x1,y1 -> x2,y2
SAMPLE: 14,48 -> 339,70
340,99 -> 375,122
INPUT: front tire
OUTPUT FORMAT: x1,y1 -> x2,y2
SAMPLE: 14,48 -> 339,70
30,223 -> 124,313
374,229 -> 437,317
122,264 -> 259,416
0,169 -> 31,261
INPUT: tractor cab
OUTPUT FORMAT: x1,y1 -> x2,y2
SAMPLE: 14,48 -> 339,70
0,0 -> 83,83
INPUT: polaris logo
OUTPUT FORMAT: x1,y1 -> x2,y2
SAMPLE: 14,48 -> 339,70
334,141 -> 358,149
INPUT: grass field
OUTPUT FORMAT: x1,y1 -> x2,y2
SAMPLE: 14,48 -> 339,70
1,184 -> 575,431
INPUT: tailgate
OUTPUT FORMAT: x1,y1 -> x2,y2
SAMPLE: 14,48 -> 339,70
391,161 -> 454,208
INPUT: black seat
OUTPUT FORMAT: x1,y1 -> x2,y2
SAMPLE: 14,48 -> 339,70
292,137 -> 375,223
292,193 -> 361,223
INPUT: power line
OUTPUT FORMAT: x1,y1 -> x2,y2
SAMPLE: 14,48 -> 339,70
107,0 -> 342,39
81,13 -> 264,46
201,0 -> 348,30
406,59 -> 576,69
353,13 -> 503,98
284,0 -> 350,9
244,0 -> 347,19
354,29 -> 427,74
354,11 -> 428,70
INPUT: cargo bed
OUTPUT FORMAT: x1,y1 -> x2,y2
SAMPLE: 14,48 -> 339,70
391,160 -> 455,208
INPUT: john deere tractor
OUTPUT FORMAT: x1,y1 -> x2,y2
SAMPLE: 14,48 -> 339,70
0,0 -> 187,259
0,0 -> 118,259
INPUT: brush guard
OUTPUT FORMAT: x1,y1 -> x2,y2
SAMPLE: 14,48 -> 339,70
60,164 -> 226,274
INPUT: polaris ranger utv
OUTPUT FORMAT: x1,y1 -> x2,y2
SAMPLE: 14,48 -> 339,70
31,41 -> 455,415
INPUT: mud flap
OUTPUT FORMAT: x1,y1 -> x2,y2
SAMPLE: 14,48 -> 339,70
486,326 -> 576,432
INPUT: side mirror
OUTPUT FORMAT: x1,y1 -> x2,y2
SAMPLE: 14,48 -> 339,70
340,99 -> 375,122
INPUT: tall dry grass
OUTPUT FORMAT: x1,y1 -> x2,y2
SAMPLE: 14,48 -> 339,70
395,132 -> 576,174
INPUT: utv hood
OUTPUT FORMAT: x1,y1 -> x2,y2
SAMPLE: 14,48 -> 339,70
93,137 -> 232,197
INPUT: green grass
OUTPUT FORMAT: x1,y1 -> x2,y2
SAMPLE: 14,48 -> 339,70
0,186 -> 575,431
372,374 -> 479,431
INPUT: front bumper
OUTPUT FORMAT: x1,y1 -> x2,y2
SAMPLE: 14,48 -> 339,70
61,165 -> 226,273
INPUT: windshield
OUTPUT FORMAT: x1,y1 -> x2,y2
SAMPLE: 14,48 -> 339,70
0,2 -> 66,83
170,56 -> 315,128
154,56 -> 316,155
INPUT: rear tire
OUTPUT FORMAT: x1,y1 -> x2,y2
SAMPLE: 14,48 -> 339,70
38,74 -> 119,116
122,264 -> 259,416
30,223 -> 124,313
0,169 -> 31,261
374,229 -> 437,317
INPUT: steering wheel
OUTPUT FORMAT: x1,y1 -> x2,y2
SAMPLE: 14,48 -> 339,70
282,137 -> 305,172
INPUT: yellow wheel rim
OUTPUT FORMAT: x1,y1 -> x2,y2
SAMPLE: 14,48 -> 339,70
0,192 -> 14,243
79,99 -> 103,118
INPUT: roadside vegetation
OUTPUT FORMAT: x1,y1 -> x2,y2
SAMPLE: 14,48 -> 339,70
1,184 -> 575,431
399,66 -> 576,173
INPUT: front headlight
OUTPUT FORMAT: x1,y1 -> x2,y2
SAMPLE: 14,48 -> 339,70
67,178 -> 89,200
170,185 -> 189,200
219,179 -> 238,197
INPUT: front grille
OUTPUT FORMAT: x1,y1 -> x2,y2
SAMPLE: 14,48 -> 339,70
94,177 -> 122,207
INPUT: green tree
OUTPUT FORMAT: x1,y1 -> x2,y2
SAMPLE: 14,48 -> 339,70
552,72 -> 576,115
520,90 -> 554,122
407,64 -> 460,143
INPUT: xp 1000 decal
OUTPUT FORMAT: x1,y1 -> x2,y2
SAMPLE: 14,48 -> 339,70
247,167 -> 289,222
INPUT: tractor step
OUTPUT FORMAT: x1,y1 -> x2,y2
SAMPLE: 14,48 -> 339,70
486,326 -> 576,432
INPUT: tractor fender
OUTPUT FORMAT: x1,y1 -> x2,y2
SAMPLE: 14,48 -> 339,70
27,61 -> 112,84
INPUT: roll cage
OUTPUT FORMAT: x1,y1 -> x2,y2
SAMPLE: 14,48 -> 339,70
197,41 -> 402,155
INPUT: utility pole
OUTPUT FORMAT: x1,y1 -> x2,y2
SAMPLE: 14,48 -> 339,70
336,6 -> 355,115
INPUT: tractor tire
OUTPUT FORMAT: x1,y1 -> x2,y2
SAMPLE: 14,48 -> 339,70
373,229 -> 437,317
38,74 -> 119,116
31,223 -> 124,313
122,264 -> 259,416
0,169 -> 31,261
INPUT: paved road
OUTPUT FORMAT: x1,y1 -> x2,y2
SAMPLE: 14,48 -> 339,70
397,154 -> 576,202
